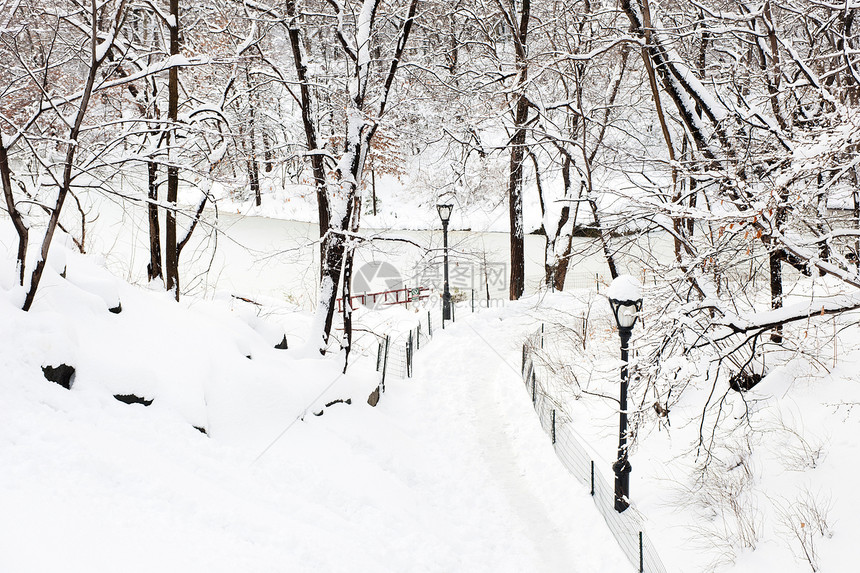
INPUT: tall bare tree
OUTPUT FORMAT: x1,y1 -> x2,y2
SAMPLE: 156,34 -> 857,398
0,0 -> 129,310
281,0 -> 420,357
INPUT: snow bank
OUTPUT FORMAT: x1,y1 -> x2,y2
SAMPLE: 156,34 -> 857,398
0,226 -> 628,572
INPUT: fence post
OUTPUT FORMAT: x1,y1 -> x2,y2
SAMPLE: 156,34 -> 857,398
471,288 -> 475,313
407,331 -> 413,378
590,461 -> 595,496
417,323 -> 421,350
541,323 -> 544,349
428,311 -> 432,338
521,344 -> 527,374
639,532 -> 644,573
551,410 -> 556,444
532,371 -> 536,404
376,341 -> 382,372
381,335 -> 390,393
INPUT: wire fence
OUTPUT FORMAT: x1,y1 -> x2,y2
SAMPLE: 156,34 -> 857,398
521,325 -> 668,573
369,295 -> 469,404
373,310 -> 436,398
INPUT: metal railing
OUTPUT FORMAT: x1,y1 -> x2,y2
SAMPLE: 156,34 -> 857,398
337,286 -> 431,313
521,326 -> 668,573
374,310 -> 435,396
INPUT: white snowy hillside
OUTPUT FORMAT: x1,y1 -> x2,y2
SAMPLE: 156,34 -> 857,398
5,222 -> 860,573
0,233 -> 630,573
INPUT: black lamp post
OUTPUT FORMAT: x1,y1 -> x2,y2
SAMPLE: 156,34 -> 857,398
437,204 -> 453,321
607,276 -> 643,513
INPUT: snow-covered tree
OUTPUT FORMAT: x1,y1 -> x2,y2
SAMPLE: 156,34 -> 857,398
0,0 -> 130,309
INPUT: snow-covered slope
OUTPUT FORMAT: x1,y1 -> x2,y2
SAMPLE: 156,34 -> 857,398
5,211 -> 860,572
0,236 -> 628,572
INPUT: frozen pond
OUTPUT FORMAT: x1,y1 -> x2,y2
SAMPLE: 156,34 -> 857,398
39,195 -> 673,308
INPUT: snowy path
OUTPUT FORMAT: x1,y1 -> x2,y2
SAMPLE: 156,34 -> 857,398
420,321 -> 572,571
375,307 -> 630,572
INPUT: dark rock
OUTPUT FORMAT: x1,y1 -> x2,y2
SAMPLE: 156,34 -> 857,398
42,364 -> 75,389
275,335 -> 289,350
108,302 -> 122,314
314,397 -> 353,416
729,371 -> 762,392
113,394 -> 153,406
246,354 -> 252,360
367,387 -> 380,407
193,426 -> 208,435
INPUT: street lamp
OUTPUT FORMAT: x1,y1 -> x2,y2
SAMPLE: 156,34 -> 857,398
606,275 -> 643,513
437,203 -> 453,321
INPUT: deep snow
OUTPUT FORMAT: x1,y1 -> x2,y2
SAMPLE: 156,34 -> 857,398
4,186 -> 860,571
0,230 -> 629,572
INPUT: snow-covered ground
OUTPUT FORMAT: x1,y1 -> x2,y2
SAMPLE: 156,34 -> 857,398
519,284 -> 860,573
0,224 -> 631,572
3,193 -> 860,572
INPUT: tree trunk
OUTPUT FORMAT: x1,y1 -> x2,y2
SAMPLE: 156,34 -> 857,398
371,165 -> 377,216
247,67 -> 262,206
164,0 -> 180,301
0,144 -> 28,285
314,183 -> 359,353
284,1 -> 329,279
507,0 -> 530,301
341,245 -> 355,370
852,164 -> 860,267
141,22 -> 162,284
147,159 -> 162,281
542,154 -> 576,291
769,250 -> 783,343
286,0 -> 418,352
554,168 -> 581,293
262,131 -> 274,173
768,176 -> 792,342
508,123 -> 526,300
341,195 -> 361,372
589,198 -> 619,280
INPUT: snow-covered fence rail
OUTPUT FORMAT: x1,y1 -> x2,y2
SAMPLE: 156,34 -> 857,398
337,286 -> 430,313
521,326 -> 668,573
373,311 -> 435,400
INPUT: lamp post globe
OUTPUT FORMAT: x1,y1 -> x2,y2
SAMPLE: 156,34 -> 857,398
437,204 -> 453,224
606,275 -> 643,513
437,204 -> 453,321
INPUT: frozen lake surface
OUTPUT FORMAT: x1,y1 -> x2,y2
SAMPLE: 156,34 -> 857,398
87,195 -> 669,306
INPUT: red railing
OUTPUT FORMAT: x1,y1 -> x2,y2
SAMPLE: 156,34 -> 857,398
337,286 -> 430,312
